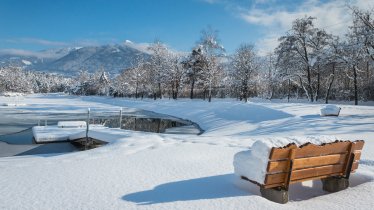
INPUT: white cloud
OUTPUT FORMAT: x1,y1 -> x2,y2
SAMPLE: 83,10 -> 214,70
0,49 -> 58,58
238,0 -> 374,55
201,0 -> 220,4
256,35 -> 280,56
6,38 -> 68,47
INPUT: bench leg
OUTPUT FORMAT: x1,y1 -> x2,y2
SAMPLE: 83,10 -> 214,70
260,187 -> 289,204
321,177 -> 349,192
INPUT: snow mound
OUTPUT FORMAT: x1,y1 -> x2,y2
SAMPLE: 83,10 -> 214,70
320,104 -> 341,116
0,103 -> 27,106
22,60 -> 32,65
233,136 -> 340,184
0,92 -> 25,97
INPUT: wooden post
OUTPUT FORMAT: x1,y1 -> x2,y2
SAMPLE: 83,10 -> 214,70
343,142 -> 355,178
284,148 -> 296,190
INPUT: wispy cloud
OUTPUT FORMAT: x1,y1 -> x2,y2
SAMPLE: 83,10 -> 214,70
6,38 -> 68,47
0,48 -> 59,58
204,0 -> 374,55
241,0 -> 374,55
202,0 -> 220,4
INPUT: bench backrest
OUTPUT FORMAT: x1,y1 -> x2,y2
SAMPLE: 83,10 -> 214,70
263,140 -> 364,189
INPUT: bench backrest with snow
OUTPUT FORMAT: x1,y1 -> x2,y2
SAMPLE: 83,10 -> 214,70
239,140 -> 365,204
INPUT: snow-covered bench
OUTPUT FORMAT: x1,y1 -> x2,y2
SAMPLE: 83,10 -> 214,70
234,138 -> 365,204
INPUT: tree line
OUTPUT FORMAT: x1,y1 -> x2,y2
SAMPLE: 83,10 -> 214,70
1,7 -> 373,105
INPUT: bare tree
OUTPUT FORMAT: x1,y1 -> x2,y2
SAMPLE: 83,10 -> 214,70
231,44 -> 257,102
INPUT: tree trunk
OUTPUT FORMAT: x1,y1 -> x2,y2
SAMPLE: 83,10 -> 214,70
190,78 -> 195,99
325,63 -> 335,104
208,80 -> 212,102
307,66 -> 314,102
287,79 -> 291,102
367,61 -> 371,100
175,80 -> 179,100
353,65 -> 358,105
135,81 -> 138,99
171,82 -> 175,100
158,83 -> 162,99
316,65 -> 320,101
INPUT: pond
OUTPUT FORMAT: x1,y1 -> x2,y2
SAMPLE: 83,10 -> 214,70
0,106 -> 202,157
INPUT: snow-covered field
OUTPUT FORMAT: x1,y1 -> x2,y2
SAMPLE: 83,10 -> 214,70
0,94 -> 373,210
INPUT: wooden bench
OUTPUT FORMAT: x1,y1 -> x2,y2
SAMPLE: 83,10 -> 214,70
241,140 -> 365,203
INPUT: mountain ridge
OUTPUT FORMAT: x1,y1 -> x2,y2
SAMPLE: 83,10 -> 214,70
0,42 -> 150,76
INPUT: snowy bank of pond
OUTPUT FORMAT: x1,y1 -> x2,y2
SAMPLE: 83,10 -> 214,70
0,98 -> 202,157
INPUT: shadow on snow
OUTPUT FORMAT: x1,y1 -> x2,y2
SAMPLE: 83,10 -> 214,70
122,173 -> 373,205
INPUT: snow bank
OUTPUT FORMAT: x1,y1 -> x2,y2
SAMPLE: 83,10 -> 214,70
320,104 -> 341,116
57,121 -> 87,128
233,136 -> 340,184
0,103 -> 27,106
0,92 -> 25,97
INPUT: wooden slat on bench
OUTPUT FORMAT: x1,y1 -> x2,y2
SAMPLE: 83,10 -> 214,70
269,144 -> 297,161
267,153 -> 349,174
269,141 -> 353,161
293,154 -> 347,170
265,173 -> 286,185
352,140 -> 365,150
294,142 -> 350,158
267,154 -> 347,173
352,161 -> 359,171
267,160 -> 288,173
265,164 -> 345,185
353,151 -> 362,161
291,164 -> 344,181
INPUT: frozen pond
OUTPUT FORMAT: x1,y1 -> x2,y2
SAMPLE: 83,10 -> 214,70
0,105 -> 202,157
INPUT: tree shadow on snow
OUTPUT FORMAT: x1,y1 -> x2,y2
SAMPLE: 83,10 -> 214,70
122,174 -> 253,205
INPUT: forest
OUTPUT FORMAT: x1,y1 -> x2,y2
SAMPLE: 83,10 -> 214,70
1,6 -> 373,105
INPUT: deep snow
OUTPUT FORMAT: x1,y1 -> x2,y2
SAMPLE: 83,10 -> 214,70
0,94 -> 373,210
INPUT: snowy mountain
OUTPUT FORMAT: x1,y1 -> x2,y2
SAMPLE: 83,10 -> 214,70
0,42 -> 150,76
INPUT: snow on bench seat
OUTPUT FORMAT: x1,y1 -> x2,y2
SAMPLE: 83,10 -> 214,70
57,121 -> 87,128
233,136 -> 341,184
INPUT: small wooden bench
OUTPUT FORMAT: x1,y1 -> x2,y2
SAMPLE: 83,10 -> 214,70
241,140 -> 365,203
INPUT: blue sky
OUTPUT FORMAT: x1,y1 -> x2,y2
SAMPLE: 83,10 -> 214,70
0,0 -> 371,55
